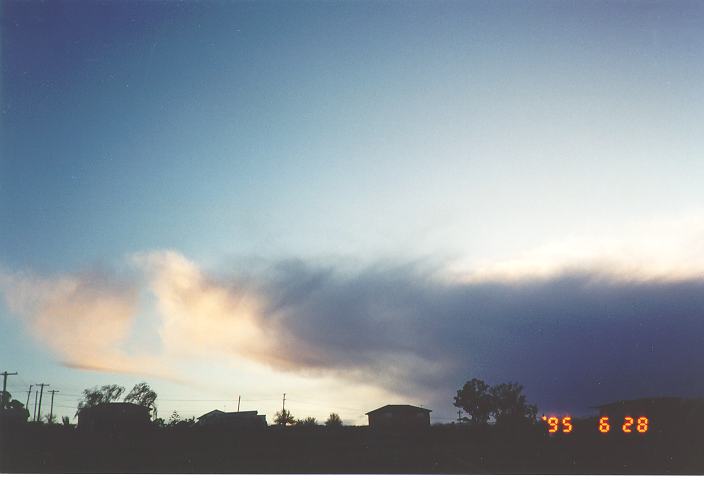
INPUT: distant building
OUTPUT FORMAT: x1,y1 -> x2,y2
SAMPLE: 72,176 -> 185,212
366,404 -> 431,429
77,402 -> 151,433
197,409 -> 267,429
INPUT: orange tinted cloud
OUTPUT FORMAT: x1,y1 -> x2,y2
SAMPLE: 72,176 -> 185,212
134,251 -> 275,362
0,268 -> 173,378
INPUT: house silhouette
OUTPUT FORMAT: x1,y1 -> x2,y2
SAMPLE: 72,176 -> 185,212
197,409 -> 267,429
77,402 -> 151,433
366,404 -> 431,429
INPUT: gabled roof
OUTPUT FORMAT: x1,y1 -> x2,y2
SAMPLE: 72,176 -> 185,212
366,404 -> 431,415
197,409 -> 225,420
197,409 -> 261,420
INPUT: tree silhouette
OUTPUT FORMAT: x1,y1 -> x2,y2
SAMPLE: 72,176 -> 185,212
490,382 -> 537,426
453,378 -> 538,426
76,384 -> 125,415
274,408 -> 296,426
453,378 -> 493,425
124,382 -> 158,419
325,412 -> 343,427
75,383 -> 158,419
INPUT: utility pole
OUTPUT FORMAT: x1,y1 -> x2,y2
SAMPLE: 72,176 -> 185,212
35,383 -> 49,422
33,390 -> 38,421
48,390 -> 59,423
237,395 -> 241,413
1,371 -> 18,409
282,393 -> 286,412
26,385 -> 33,411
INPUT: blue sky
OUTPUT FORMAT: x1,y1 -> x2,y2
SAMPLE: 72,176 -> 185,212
2,0 -> 704,425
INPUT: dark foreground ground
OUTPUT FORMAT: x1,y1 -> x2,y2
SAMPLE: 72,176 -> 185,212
1,422 -> 703,474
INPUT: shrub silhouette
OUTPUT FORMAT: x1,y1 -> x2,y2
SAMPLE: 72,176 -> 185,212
296,416 -> 318,427
325,412 -> 342,427
274,408 -> 296,426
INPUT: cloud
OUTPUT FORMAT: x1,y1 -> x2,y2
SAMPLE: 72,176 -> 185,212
3,249 -> 704,416
131,252 -> 704,414
0,267 -> 173,378
245,260 -> 704,412
133,251 -> 275,362
460,213 -> 704,282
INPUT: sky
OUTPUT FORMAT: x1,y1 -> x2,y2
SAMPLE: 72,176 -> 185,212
1,0 -> 704,425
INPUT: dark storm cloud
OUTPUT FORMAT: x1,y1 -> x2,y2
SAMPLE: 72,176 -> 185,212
9,251 -> 702,416
254,260 -> 704,413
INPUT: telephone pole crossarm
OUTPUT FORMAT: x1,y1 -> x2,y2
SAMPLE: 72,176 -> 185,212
1,371 -> 18,409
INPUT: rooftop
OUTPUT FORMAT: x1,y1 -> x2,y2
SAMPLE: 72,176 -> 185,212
366,404 -> 432,415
